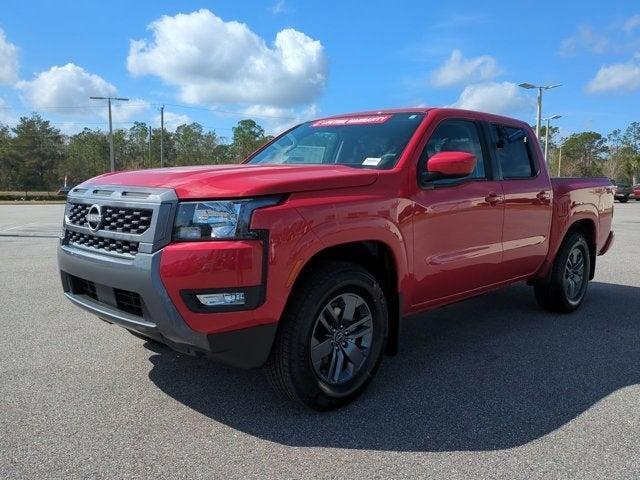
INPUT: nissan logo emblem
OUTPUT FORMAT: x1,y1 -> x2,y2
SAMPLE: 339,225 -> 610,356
86,204 -> 103,232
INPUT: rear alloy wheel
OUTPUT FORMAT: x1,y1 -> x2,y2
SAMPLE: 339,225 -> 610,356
265,261 -> 388,410
563,246 -> 586,303
534,232 -> 591,313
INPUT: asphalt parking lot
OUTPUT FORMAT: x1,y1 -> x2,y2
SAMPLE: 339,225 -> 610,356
1,202 -> 639,479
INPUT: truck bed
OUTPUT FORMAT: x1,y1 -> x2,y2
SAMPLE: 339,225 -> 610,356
544,176 -> 614,275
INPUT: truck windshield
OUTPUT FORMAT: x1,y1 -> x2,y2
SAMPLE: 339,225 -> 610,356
247,113 -> 425,170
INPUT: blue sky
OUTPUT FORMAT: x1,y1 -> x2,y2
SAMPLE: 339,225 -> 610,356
0,0 -> 638,140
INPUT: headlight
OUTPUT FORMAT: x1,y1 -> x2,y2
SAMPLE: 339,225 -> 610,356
173,197 -> 281,241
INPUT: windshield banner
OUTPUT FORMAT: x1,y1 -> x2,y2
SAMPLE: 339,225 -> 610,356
310,115 -> 392,127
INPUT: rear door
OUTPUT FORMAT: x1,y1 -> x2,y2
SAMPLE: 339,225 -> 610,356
410,118 -> 505,307
488,123 -> 553,279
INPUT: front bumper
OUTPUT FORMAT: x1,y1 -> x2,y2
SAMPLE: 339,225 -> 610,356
58,239 -> 277,369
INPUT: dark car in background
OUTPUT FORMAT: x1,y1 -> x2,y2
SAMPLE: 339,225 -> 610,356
611,181 -> 632,202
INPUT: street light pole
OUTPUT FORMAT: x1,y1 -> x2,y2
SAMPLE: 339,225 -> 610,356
518,83 -> 561,139
536,88 -> 542,139
107,98 -> 113,171
543,114 -> 562,165
89,96 -> 130,172
545,116 -> 550,162
557,147 -> 562,177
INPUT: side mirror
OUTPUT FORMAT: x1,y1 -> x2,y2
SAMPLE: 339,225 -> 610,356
422,151 -> 476,183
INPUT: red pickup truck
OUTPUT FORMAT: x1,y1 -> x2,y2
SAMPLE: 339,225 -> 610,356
58,108 -> 614,410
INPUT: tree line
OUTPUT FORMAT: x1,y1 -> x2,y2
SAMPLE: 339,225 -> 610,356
0,114 -> 273,191
0,113 -> 639,192
543,122 -> 640,184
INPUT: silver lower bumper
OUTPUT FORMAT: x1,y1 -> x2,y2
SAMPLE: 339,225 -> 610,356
58,242 -> 210,351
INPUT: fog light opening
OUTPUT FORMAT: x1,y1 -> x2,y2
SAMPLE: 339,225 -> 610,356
195,292 -> 246,307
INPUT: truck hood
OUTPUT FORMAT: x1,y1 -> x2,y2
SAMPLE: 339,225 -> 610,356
84,164 -> 379,199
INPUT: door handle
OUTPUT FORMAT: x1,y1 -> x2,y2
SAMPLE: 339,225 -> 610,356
484,192 -> 501,206
536,191 -> 550,202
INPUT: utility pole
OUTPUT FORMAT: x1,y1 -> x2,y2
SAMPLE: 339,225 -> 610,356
160,105 -> 165,168
90,96 -> 129,172
148,125 -> 152,167
518,83 -> 561,139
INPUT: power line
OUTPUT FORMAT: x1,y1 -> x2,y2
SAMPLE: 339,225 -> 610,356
0,102 -> 150,110
0,101 -> 299,120
153,103 -> 297,120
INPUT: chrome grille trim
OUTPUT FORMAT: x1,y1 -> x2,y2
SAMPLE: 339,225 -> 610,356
62,184 -> 178,258
66,203 -> 153,234
66,230 -> 139,257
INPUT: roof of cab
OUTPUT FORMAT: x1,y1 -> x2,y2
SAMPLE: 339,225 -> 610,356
312,107 -> 531,130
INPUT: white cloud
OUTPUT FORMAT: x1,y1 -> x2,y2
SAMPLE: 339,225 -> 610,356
127,9 -> 327,109
16,63 -> 151,122
0,97 -> 17,125
559,25 -> 609,55
559,18 -> 640,56
270,0 -> 289,14
17,63 -> 117,110
585,61 -> 640,93
0,28 -> 19,85
241,104 -> 318,134
111,99 -> 150,123
450,81 -> 532,116
431,50 -> 501,87
623,15 -> 640,33
154,111 -> 192,131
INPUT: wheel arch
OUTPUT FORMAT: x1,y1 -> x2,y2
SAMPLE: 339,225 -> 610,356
288,239 -> 403,355
565,218 -> 597,280
536,216 -> 598,283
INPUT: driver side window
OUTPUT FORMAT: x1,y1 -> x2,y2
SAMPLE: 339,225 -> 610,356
419,119 -> 487,182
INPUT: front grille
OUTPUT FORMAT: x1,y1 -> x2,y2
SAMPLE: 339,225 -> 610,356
70,276 -> 98,300
114,289 -> 143,317
66,231 -> 139,256
67,203 -> 153,234
101,206 -> 152,234
67,203 -> 90,225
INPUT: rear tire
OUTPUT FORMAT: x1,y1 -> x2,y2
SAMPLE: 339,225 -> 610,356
265,261 -> 388,410
534,232 -> 591,313
619,196 -> 628,203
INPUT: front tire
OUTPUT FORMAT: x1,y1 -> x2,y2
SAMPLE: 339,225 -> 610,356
619,196 -> 628,203
534,232 -> 591,313
265,261 -> 388,410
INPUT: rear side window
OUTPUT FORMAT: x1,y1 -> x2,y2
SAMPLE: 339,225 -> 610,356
420,119 -> 487,181
491,125 -> 536,179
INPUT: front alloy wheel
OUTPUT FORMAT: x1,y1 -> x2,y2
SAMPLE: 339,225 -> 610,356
311,293 -> 374,385
265,261 -> 388,410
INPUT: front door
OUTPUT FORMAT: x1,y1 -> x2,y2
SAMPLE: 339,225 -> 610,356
410,119 -> 505,308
